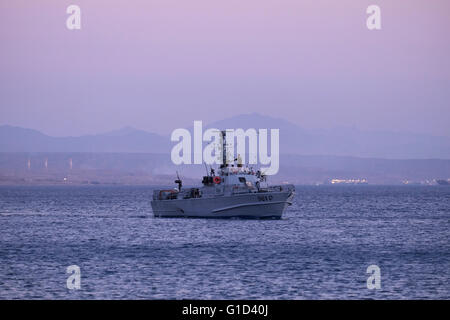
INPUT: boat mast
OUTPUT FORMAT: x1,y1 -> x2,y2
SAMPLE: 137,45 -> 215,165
221,130 -> 227,167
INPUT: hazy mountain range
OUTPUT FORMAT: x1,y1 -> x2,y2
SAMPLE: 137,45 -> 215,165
1,113 -> 449,159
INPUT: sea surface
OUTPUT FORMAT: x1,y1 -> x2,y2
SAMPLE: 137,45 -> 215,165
0,185 -> 448,299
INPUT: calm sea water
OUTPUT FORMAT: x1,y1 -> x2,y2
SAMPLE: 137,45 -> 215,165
0,185 -> 448,299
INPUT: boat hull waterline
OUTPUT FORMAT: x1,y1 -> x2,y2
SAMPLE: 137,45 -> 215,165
151,190 -> 295,219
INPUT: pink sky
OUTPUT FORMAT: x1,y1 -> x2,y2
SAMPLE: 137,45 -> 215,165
1,0 -> 449,136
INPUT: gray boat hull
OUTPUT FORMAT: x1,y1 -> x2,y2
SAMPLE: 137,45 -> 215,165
151,190 -> 295,219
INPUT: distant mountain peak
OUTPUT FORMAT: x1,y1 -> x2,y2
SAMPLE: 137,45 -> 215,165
101,126 -> 146,137
0,124 -> 48,137
205,112 -> 308,135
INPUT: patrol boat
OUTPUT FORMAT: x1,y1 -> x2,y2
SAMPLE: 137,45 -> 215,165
151,130 -> 295,219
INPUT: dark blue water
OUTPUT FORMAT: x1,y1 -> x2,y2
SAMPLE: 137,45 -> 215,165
0,185 -> 448,299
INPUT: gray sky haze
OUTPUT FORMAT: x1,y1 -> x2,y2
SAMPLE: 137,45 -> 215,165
1,0 -> 449,137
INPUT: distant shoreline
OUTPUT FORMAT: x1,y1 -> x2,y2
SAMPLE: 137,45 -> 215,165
0,152 -> 449,186
0,182 -> 448,187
